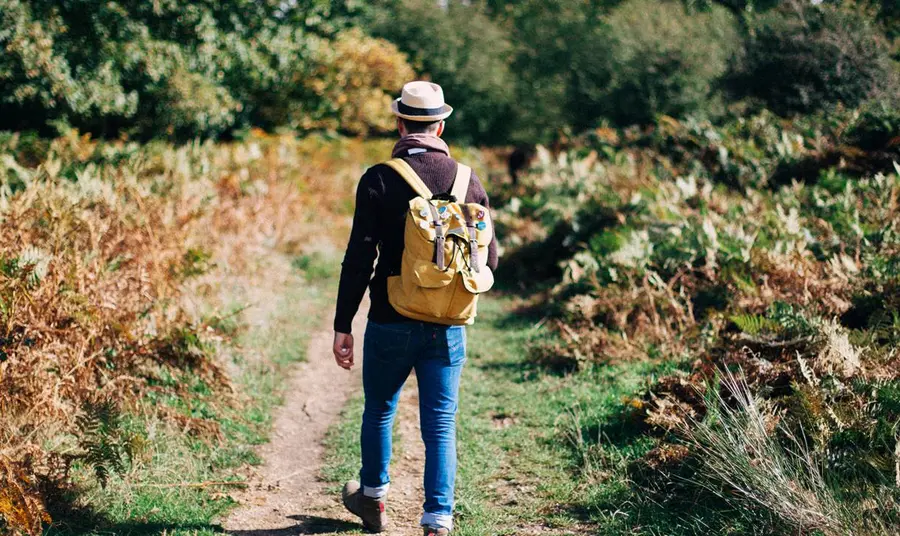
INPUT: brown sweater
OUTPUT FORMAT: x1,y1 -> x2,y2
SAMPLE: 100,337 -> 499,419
333,136 -> 498,334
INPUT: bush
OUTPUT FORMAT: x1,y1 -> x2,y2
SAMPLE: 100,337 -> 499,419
0,131 -> 373,534
133,68 -> 240,139
255,29 -> 415,136
494,0 -> 621,142
733,4 -> 895,115
845,98 -> 900,151
493,122 -> 900,532
313,29 -> 415,135
568,0 -> 740,127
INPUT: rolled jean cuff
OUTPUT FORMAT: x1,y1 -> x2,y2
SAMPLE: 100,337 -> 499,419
421,512 -> 453,531
363,483 -> 389,499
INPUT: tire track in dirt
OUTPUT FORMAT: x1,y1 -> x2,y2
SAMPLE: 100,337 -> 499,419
221,300 -> 429,536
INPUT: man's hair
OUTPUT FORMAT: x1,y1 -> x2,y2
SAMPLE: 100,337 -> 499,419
400,118 -> 441,135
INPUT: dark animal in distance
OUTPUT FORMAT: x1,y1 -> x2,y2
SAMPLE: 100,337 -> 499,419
507,145 -> 536,185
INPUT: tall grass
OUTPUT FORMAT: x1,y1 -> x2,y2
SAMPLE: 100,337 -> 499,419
687,370 -> 897,536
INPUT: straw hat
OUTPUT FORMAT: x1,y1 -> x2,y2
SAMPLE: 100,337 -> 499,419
390,81 -> 453,122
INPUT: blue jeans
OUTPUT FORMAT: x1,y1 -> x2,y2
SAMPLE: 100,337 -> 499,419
360,320 -> 466,530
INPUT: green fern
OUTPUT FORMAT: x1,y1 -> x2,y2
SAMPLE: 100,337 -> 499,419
730,314 -> 778,336
767,302 -> 818,337
75,398 -> 133,488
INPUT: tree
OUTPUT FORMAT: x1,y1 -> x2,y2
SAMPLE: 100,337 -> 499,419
365,0 -> 517,145
569,0 -> 740,127
731,3 -> 895,115
0,0 -> 410,139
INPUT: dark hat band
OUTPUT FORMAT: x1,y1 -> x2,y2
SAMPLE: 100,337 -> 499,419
398,100 -> 447,117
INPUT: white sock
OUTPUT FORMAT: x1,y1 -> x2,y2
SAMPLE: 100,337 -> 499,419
362,483 -> 389,499
420,511 -> 453,531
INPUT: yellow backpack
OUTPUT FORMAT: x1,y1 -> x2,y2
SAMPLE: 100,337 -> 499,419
384,158 -> 494,325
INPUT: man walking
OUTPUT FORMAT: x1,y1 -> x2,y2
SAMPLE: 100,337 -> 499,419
332,81 -> 498,535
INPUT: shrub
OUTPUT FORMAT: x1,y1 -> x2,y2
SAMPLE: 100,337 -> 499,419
133,68 -> 240,139
495,136 -> 900,531
733,4 -> 895,115
305,29 -> 416,135
845,98 -> 900,151
569,0 -> 740,127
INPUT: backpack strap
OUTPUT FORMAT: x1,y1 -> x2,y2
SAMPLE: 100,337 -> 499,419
425,202 -> 446,270
383,158 -> 447,270
453,163 -> 478,272
451,163 -> 472,202
461,206 -> 480,273
384,158 -> 433,199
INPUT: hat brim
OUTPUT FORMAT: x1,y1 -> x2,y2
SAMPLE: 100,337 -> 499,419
391,99 -> 453,122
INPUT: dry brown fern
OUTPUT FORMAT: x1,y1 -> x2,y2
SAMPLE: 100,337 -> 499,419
0,456 -> 49,536
0,131 -> 371,527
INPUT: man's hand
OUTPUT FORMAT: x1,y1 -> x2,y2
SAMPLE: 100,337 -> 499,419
333,332 -> 354,370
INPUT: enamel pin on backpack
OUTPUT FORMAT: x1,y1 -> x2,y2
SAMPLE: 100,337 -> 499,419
383,158 -> 494,325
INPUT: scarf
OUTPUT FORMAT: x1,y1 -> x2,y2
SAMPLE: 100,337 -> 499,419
391,134 -> 451,158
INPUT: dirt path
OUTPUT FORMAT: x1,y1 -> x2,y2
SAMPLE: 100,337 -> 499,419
222,301 -> 428,536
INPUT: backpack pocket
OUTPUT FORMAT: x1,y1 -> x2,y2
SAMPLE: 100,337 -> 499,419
411,259 -> 455,288
388,255 -> 456,320
444,278 -> 479,321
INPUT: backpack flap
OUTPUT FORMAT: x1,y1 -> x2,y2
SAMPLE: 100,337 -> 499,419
407,197 -> 442,242
459,203 -> 494,293
461,265 -> 494,294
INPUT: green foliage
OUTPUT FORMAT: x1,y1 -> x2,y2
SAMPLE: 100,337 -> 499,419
291,252 -> 336,281
710,0 -> 783,14
732,3 -> 895,115
0,0 -> 410,139
768,301 -> 818,337
2,0 -> 898,141
75,399 -> 134,488
570,0 -> 740,127
494,0 -> 620,141
845,98 -> 900,150
179,248 -> 214,278
730,313 -> 778,336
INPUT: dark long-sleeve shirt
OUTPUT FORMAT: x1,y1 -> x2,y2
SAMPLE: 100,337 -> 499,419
333,143 -> 498,334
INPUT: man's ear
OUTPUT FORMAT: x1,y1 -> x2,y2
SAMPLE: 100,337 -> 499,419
436,121 -> 445,137
397,118 -> 406,137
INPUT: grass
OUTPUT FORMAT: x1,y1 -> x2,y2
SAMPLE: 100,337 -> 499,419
320,296 -> 704,535
319,294 -> 832,535
45,261 -> 339,536
487,129 -> 900,534
457,299 -> 691,536
321,394 -> 365,489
